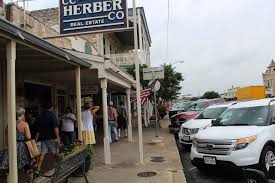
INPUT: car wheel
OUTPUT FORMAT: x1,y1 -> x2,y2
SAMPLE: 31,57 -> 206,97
259,146 -> 275,174
195,165 -> 209,172
243,168 -> 267,183
181,143 -> 191,150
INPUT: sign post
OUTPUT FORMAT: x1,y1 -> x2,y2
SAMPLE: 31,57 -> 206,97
143,67 -> 164,137
132,0 -> 144,165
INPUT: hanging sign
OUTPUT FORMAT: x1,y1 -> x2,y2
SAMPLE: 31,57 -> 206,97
59,0 -> 128,35
70,85 -> 99,95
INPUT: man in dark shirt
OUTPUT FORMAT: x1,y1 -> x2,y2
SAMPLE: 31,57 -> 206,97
36,102 -> 60,171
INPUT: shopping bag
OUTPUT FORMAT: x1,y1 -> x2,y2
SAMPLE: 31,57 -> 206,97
25,140 -> 40,158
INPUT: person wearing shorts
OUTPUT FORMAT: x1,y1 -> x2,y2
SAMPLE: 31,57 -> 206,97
117,101 -> 128,138
35,102 -> 61,171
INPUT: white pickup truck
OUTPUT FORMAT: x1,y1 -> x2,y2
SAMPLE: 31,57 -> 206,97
191,98 -> 275,173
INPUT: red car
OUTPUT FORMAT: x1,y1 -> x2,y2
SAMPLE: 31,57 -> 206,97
168,98 -> 225,134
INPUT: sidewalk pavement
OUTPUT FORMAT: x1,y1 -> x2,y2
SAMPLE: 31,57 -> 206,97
71,118 -> 187,183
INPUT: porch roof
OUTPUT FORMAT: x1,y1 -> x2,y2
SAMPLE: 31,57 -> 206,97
0,18 -> 92,69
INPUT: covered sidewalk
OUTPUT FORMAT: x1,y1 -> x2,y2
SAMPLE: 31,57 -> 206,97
64,49 -> 136,165
0,18 -> 92,182
71,118 -> 187,183
0,17 -> 138,182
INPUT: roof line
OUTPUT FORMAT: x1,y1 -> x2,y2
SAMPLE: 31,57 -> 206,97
0,18 -> 92,68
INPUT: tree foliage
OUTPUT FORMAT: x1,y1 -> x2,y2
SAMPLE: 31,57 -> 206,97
158,64 -> 184,102
125,64 -> 184,102
201,91 -> 220,99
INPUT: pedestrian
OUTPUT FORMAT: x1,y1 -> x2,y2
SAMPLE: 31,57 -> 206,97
81,102 -> 99,145
61,107 -> 77,148
0,107 -> 33,183
35,102 -> 61,172
117,101 -> 128,138
108,101 -> 119,143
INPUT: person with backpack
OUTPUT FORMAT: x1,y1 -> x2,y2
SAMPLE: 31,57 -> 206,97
117,101 -> 128,138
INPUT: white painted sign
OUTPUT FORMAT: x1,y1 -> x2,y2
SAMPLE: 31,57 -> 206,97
143,67 -> 164,81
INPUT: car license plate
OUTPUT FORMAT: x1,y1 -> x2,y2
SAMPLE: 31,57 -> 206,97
204,156 -> 216,165
183,136 -> 190,141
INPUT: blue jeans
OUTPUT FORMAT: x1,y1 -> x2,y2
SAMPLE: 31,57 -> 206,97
108,121 -> 118,143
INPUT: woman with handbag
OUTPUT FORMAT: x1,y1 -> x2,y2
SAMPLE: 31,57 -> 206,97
0,107 -> 33,183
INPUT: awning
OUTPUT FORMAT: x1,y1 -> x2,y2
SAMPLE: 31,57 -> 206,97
0,18 -> 92,69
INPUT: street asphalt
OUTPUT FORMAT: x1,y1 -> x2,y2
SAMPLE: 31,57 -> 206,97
175,137 -> 246,183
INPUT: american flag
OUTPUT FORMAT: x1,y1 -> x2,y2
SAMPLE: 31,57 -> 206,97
131,79 -> 158,105
131,88 -> 152,105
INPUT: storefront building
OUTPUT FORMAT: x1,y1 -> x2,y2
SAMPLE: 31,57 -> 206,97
0,17 -> 93,182
0,3 -> 146,182
263,60 -> 275,97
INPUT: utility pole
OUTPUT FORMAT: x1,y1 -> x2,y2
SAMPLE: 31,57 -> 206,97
133,0 -> 144,164
16,0 -> 33,28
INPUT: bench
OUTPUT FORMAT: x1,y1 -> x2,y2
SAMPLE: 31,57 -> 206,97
33,145 -> 91,183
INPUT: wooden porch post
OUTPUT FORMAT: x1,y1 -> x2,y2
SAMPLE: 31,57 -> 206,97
126,88 -> 133,142
101,78 -> 111,164
76,67 -> 83,141
6,40 -> 18,183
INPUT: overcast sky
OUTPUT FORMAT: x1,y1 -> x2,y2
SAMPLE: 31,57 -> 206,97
6,0 -> 275,96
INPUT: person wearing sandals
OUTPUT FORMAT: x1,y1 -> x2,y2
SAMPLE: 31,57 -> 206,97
81,102 -> 99,145
0,107 -> 33,183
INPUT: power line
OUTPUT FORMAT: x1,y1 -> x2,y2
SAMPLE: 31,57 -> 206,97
166,0 -> 170,63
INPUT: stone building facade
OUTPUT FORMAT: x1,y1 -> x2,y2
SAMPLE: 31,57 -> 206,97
5,4 -> 99,55
262,60 -> 275,96
30,6 -> 151,66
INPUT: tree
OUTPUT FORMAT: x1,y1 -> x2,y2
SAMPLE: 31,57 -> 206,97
201,91 -> 220,99
126,64 -> 184,102
158,64 -> 184,102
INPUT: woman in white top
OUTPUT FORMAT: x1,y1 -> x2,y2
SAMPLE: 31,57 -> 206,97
81,102 -> 99,145
61,107 -> 77,147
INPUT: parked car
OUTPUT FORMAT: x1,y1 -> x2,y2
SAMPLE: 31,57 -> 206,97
169,98 -> 225,134
169,101 -> 192,119
191,98 -> 275,173
178,102 -> 236,146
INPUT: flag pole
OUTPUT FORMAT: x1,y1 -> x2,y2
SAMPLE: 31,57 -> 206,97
133,0 -> 144,164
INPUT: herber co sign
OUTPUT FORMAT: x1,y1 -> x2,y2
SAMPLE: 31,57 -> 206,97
59,0 -> 128,35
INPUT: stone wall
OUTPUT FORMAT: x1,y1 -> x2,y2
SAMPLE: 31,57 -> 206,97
0,1 -> 4,18
31,7 -> 102,55
29,7 -> 130,57
5,4 -> 72,49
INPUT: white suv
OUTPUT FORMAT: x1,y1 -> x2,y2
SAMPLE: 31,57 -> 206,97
178,102 -> 235,146
191,98 -> 275,173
